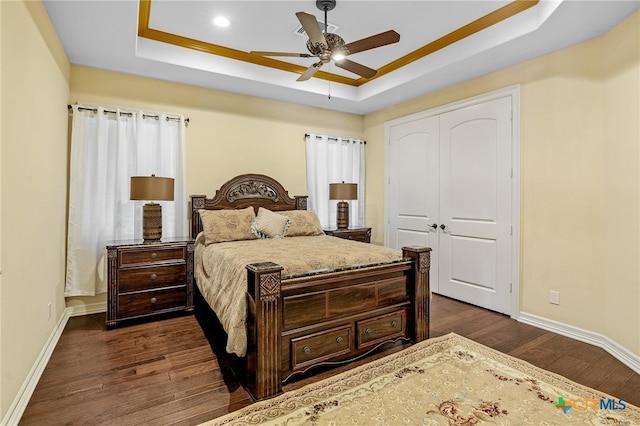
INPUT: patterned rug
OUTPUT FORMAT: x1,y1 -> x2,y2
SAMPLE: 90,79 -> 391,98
203,333 -> 640,425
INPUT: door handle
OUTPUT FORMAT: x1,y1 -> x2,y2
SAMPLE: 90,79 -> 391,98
440,224 -> 446,231
430,223 -> 438,229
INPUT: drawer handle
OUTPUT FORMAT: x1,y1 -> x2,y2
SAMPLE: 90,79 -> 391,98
391,320 -> 398,328
335,336 -> 343,344
302,346 -> 311,354
150,273 -> 157,281
151,252 -> 157,259
150,297 -> 157,304
365,328 -> 372,335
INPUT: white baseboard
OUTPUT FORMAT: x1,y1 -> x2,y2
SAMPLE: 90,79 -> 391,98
518,312 -> 640,375
68,301 -> 107,317
1,308 -> 72,426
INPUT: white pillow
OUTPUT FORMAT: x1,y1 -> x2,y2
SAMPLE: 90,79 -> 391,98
251,207 -> 290,239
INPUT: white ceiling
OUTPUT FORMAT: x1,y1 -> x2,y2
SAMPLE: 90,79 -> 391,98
44,0 -> 640,115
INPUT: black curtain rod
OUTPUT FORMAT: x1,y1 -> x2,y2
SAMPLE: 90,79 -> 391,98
304,133 -> 366,144
68,105 -> 189,125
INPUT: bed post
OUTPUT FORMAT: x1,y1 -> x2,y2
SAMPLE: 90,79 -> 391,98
190,195 -> 206,238
402,246 -> 432,342
245,262 -> 284,400
294,195 -> 308,210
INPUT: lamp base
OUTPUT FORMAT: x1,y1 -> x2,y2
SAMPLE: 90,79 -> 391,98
336,201 -> 349,229
142,203 -> 162,241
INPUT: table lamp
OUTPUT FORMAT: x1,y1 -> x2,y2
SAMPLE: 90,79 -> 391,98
130,175 -> 174,241
329,182 -> 357,229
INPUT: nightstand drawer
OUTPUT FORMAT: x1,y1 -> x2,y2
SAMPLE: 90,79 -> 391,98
118,265 -> 186,293
341,232 -> 369,243
118,286 -> 187,318
120,247 -> 185,266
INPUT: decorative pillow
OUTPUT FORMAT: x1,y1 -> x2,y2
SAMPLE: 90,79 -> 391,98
199,207 -> 257,245
251,207 -> 290,239
279,210 -> 325,237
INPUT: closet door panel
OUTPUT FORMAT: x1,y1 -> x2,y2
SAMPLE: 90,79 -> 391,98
439,97 -> 513,314
387,116 -> 440,290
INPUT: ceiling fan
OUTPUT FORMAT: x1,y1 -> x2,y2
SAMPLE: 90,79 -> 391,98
250,0 -> 400,82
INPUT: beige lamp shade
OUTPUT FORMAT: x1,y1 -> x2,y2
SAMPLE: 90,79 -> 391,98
130,175 -> 174,201
329,183 -> 357,201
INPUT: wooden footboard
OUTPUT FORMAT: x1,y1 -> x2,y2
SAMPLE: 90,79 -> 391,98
245,246 -> 431,401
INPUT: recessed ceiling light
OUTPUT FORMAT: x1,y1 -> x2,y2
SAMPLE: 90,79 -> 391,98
212,16 -> 230,28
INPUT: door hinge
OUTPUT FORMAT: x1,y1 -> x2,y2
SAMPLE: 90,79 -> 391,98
510,282 -> 513,293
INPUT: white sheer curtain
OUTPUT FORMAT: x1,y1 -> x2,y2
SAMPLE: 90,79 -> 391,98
305,133 -> 365,229
65,105 -> 187,297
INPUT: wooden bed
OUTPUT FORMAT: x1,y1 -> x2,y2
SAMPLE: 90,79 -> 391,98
190,173 -> 431,401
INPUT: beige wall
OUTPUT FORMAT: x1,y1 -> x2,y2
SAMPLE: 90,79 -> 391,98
365,11 -> 640,355
66,66 -> 365,310
602,12 -> 640,354
1,0 -> 70,419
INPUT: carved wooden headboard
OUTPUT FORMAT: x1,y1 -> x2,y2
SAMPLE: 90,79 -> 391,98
190,173 -> 308,239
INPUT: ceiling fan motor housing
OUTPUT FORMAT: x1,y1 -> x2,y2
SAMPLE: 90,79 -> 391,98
306,33 -> 346,59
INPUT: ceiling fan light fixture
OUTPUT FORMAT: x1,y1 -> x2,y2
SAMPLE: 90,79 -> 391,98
332,51 -> 346,61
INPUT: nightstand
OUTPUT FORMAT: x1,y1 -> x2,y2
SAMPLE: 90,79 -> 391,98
324,227 -> 372,243
105,237 -> 194,327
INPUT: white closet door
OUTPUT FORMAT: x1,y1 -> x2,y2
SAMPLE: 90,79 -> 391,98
438,96 -> 513,314
387,116 -> 440,291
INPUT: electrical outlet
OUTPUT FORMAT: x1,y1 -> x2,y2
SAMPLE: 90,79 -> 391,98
549,290 -> 560,305
48,302 -> 52,320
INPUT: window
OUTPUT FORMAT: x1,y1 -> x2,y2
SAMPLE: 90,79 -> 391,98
65,105 -> 187,296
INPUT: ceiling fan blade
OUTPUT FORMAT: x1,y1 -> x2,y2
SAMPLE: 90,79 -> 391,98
334,58 -> 377,78
250,51 -> 313,58
297,62 -> 323,82
295,11 -> 327,48
343,30 -> 400,55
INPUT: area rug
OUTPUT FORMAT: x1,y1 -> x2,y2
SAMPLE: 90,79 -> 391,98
203,333 -> 640,425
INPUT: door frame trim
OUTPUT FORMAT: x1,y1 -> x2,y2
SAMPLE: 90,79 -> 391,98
384,85 -> 521,319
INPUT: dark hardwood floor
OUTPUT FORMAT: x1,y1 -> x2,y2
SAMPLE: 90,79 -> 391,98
19,295 -> 639,425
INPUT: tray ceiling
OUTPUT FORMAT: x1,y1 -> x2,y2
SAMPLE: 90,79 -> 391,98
44,0 -> 640,114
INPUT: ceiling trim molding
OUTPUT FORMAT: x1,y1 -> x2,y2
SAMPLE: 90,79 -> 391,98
376,0 -> 539,79
137,0 -> 538,87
